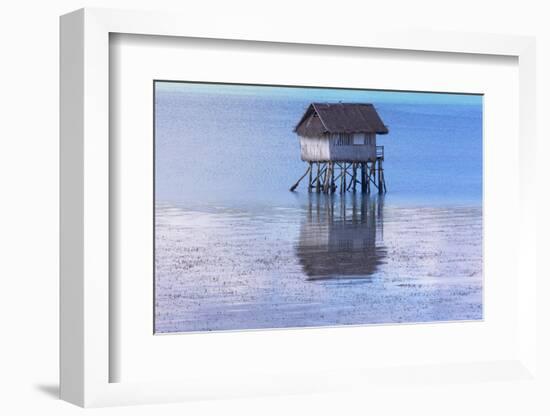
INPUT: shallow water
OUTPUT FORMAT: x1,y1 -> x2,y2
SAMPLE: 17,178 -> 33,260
154,83 -> 483,333
155,194 -> 482,333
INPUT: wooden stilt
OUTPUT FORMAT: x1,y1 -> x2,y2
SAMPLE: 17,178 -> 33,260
352,163 -> 357,193
289,165 -> 311,192
346,165 -> 354,191
342,162 -> 347,193
361,163 -> 366,193
367,161 -> 371,194
330,162 -> 336,193
308,162 -> 313,192
340,163 -> 344,194
315,162 -> 321,193
327,162 -> 334,193
323,162 -> 330,193
324,163 -> 328,193
372,161 -> 378,189
378,159 -> 384,194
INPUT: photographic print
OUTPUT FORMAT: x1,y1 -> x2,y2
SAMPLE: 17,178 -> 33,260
154,81 -> 482,333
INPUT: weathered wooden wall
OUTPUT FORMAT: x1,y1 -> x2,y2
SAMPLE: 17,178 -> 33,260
300,136 -> 331,161
300,133 -> 377,162
329,133 -> 376,162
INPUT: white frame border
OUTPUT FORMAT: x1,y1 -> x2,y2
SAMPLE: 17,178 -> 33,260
60,7 -> 537,407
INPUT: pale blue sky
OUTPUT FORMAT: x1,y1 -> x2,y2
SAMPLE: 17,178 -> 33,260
155,80 -> 483,106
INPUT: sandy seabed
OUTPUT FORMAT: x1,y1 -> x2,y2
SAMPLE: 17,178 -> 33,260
155,197 -> 482,333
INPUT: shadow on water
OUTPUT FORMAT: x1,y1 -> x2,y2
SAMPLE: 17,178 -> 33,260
296,192 -> 387,281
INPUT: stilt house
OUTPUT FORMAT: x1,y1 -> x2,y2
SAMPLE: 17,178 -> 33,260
295,103 -> 388,162
290,103 -> 389,194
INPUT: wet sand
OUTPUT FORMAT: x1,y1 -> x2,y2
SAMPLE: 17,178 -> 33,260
154,195 -> 482,333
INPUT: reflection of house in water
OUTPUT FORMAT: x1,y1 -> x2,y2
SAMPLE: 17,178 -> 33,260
296,193 -> 386,281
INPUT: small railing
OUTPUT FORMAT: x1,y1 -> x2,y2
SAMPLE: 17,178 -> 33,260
376,145 -> 384,159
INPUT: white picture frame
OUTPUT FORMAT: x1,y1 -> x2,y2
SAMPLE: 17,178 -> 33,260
60,7 -> 538,408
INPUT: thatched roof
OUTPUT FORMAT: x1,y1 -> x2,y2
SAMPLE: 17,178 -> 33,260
294,103 -> 389,138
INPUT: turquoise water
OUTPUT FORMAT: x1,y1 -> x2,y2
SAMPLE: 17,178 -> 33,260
154,82 -> 483,333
